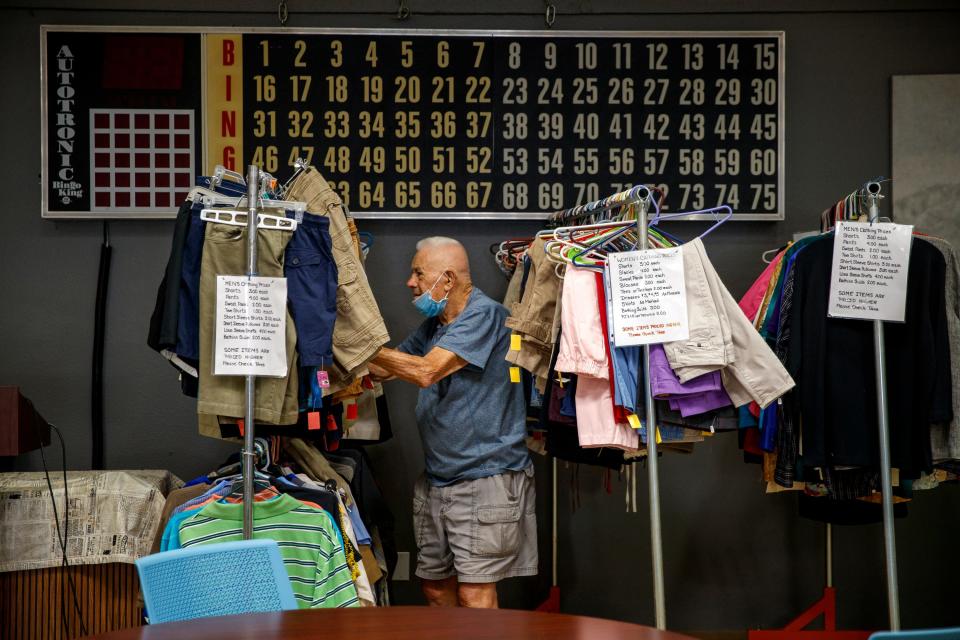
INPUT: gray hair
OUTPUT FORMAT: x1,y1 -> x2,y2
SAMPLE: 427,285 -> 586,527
416,236 -> 464,252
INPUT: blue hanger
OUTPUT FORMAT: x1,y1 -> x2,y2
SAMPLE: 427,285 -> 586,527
568,224 -> 637,269
648,205 -> 733,240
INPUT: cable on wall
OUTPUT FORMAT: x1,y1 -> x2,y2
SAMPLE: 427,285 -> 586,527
91,221 -> 111,470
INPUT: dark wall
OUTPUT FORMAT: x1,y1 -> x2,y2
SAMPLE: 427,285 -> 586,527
1,1 -> 958,632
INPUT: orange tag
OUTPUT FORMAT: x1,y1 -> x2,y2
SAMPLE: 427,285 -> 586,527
509,366 -> 521,383
237,419 -> 244,436
307,412 -> 321,431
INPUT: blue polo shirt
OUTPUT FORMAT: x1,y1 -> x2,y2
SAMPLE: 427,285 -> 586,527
398,288 -> 530,486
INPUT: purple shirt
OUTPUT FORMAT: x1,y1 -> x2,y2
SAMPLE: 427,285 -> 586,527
649,344 -> 732,417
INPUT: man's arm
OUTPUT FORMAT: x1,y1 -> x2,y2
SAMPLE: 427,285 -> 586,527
370,346 -> 468,389
366,361 -> 395,381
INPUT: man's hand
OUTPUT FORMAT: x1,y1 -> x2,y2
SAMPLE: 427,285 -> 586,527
367,361 -> 394,382
370,346 -> 468,388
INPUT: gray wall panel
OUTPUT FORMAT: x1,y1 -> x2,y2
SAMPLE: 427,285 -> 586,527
1,2 -> 958,631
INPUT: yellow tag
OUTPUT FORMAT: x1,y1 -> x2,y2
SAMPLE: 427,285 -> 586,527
655,427 -> 662,444
509,366 -> 521,383
627,414 -> 641,429
510,334 -> 522,351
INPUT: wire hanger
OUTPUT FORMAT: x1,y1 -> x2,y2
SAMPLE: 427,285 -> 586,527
648,205 -> 733,240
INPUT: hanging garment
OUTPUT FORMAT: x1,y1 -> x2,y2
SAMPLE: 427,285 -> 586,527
923,235 -> 960,462
576,376 -> 640,451
175,200 -> 209,363
196,222 -> 300,426
662,238 -> 795,409
555,265 -> 609,380
149,482 -> 211,554
285,167 -> 389,376
283,213 -> 338,367
648,344 -> 731,418
505,237 -> 564,392
739,248 -> 787,322
178,494 -> 360,608
147,199 -> 195,354
786,236 -> 951,478
502,260 -> 525,308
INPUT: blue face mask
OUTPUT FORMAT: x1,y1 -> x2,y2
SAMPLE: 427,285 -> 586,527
413,273 -> 449,318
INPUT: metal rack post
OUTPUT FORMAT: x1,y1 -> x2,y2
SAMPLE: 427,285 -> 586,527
825,523 -> 833,588
865,181 -> 900,629
552,457 -> 558,588
634,186 -> 666,629
242,164 -> 260,540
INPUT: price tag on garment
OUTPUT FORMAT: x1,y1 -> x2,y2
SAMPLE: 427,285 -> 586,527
627,414 -> 642,429
214,275 -> 288,376
828,221 -> 913,322
509,366 -> 521,383
607,248 -> 689,347
510,334 -> 522,351
317,370 -> 330,389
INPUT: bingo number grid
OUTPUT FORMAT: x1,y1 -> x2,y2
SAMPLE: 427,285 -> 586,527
89,108 -> 195,211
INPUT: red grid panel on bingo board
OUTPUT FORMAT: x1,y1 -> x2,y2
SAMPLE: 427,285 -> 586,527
90,109 -> 195,211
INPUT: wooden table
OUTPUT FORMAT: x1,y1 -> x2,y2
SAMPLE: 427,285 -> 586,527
80,606 -> 697,640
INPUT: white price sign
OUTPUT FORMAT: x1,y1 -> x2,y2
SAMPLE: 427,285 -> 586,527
215,275 -> 288,376
828,221 -> 913,322
608,248 -> 689,346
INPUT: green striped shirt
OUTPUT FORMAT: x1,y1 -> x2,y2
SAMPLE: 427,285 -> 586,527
178,494 -> 360,608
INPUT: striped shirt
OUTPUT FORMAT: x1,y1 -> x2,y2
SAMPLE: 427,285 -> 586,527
178,494 -> 360,608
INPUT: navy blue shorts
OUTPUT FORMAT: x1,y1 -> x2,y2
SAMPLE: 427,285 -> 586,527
175,201 -> 206,361
196,175 -> 250,197
284,214 -> 338,367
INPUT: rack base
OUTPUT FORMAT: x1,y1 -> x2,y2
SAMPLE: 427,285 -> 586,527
748,588 -> 871,640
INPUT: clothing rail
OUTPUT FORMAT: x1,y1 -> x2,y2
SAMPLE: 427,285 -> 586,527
634,188 -> 667,630
863,180 -> 900,630
545,184 -> 667,629
242,164 -> 261,540
547,184 -> 660,225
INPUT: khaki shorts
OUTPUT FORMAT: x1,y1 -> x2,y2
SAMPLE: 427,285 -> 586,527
412,467 -> 538,584
196,222 -> 299,427
285,168 -> 389,375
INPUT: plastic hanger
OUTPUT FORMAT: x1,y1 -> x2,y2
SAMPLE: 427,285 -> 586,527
200,208 -> 299,231
209,165 -> 247,189
277,157 -> 310,198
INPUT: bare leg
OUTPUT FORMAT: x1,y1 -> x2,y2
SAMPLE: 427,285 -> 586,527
457,582 -> 498,609
422,576 -> 459,607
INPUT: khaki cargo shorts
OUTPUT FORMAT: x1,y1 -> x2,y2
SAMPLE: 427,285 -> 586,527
412,466 -> 538,584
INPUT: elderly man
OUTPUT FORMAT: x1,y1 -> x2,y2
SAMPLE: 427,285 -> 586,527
369,236 -> 537,609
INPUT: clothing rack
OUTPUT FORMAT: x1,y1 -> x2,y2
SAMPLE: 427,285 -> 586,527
751,180 -> 894,640
242,164 -> 261,539
549,184 -> 666,630
825,179 -> 899,629
863,180 -> 900,630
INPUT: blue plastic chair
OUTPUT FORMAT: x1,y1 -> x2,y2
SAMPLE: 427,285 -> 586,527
870,629 -> 960,640
135,539 -> 298,624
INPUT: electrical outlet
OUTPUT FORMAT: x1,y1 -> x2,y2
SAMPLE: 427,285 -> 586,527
393,551 -> 410,581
